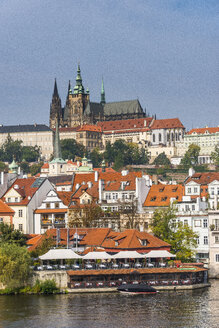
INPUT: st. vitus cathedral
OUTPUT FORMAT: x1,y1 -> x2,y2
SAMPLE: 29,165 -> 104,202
49,65 -> 146,129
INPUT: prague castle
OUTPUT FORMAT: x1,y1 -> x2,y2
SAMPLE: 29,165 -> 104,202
49,65 -> 146,129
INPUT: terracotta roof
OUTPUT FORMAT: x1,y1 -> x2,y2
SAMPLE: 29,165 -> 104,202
102,229 -> 170,251
77,124 -> 102,132
57,191 -> 73,206
80,228 -> 111,247
186,172 -> 219,185
58,127 -> 79,132
143,184 -> 184,207
2,177 -> 45,206
67,266 -> 206,276
0,199 -> 15,214
97,117 -> 153,132
187,127 -> 219,135
41,163 -> 49,169
150,118 -> 184,130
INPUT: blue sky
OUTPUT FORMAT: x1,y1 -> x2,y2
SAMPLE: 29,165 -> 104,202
0,0 -> 218,130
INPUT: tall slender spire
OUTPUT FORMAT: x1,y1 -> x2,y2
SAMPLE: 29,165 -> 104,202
100,78 -> 106,104
73,64 -> 84,94
68,80 -> 72,96
53,78 -> 59,97
54,116 -> 62,159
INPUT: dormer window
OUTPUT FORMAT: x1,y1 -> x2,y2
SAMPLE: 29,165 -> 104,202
150,197 -> 156,201
141,239 -> 147,246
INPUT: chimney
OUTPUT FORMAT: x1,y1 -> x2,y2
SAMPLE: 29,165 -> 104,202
95,170 -> 98,182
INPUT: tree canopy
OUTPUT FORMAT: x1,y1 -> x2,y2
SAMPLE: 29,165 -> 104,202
103,140 -> 149,170
90,148 -> 104,167
0,243 -> 31,288
153,152 -> 170,166
0,223 -> 27,246
150,206 -> 198,261
211,145 -> 219,166
181,144 -> 200,167
68,203 -> 103,228
60,139 -> 86,160
0,135 -> 40,163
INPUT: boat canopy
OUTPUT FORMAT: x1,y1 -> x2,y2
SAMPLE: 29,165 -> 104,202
145,250 -> 176,258
39,249 -> 82,260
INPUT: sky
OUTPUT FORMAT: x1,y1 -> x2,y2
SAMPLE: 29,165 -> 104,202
0,0 -> 218,130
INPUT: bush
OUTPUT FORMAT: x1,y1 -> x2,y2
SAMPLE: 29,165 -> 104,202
32,279 -> 59,294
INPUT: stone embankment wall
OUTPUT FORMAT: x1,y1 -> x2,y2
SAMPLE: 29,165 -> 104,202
33,271 -> 68,288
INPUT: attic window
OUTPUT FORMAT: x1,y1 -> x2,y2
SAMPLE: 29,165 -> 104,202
172,188 -> 177,192
161,197 -> 167,201
141,239 -> 147,246
150,197 -> 156,201
159,188 -> 164,192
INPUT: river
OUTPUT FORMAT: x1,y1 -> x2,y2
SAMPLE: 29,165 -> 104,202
0,280 -> 219,328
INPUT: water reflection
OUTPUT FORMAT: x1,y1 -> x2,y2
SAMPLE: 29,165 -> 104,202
0,281 -> 219,328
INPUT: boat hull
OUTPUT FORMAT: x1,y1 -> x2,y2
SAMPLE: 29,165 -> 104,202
117,284 -> 157,294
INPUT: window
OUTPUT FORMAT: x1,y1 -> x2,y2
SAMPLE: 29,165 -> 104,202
192,205 -> 195,211
159,133 -> 162,142
15,197 -> 18,202
216,254 -> 219,262
204,236 -> 208,245
7,197 -> 11,202
46,203 -> 50,209
215,236 -> 219,244
194,220 -> 201,227
184,220 -> 188,226
18,224 -> 23,231
196,237 -> 199,245
187,188 -> 191,194
55,203 -> 59,209
185,205 -> 190,211
194,187 -> 198,193
18,209 -> 23,217
203,219 -> 208,228
153,134 -> 155,143
0,218 -> 3,223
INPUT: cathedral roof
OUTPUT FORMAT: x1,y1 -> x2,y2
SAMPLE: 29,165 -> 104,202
84,102 -> 103,116
103,99 -> 143,116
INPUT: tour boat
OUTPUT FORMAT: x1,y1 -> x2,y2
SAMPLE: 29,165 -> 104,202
117,283 -> 157,295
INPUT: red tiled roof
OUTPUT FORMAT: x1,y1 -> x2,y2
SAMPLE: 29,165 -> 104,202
0,199 -> 15,214
187,127 -> 219,135
150,118 -> 184,130
41,163 -> 49,169
34,208 -> 67,214
97,117 -> 153,132
57,191 -> 73,206
186,172 -> 219,185
80,228 -> 112,247
143,184 -> 184,207
2,177 -> 43,206
77,124 -> 102,132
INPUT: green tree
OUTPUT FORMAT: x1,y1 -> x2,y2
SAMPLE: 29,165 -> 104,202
30,236 -> 55,258
0,243 -> 31,288
22,146 -> 40,162
90,148 -> 103,167
20,161 -> 30,174
150,206 -> 198,261
1,134 -> 23,162
69,203 -> 103,227
181,144 -> 200,166
61,139 -> 85,160
153,152 -> 170,166
211,145 -> 219,166
113,153 -> 124,171
30,162 -> 43,176
0,223 -> 27,246
0,161 -> 6,171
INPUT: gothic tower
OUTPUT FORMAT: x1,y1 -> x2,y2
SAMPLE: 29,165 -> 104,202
63,64 -> 90,127
49,79 -> 62,129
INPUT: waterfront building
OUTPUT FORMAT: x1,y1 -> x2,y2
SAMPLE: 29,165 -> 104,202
208,209 -> 219,278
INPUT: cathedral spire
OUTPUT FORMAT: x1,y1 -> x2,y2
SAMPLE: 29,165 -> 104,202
68,80 -> 72,96
74,64 -> 84,94
100,78 -> 106,104
53,78 -> 59,97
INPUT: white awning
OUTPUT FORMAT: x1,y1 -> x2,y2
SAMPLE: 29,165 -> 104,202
145,250 -> 176,258
82,251 -> 112,260
39,249 -> 82,260
112,251 -> 145,259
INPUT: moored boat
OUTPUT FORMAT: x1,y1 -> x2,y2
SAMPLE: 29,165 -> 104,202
117,283 -> 157,295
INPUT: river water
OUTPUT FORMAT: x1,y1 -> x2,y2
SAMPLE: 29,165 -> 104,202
0,280 -> 219,328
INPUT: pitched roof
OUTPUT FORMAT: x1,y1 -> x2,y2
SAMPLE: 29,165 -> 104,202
185,172 -> 219,185
2,177 -> 46,205
187,127 -> 219,135
143,184 -> 184,207
57,191 -> 73,206
0,199 -> 14,214
102,229 -> 170,251
80,228 -> 112,247
0,124 -> 51,133
97,117 -> 153,132
103,100 -> 143,116
42,163 -> 49,169
77,124 -> 102,132
150,118 -> 184,130
48,175 -> 73,186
